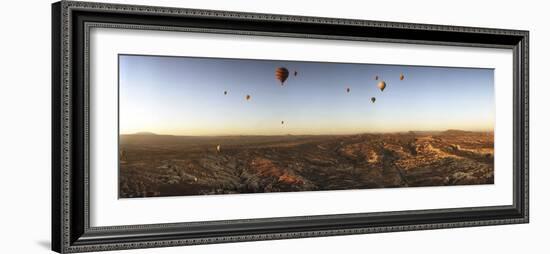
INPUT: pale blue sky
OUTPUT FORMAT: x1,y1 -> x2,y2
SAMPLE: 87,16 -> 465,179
119,54 -> 494,135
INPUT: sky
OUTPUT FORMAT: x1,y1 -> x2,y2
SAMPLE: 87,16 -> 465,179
119,54 -> 495,136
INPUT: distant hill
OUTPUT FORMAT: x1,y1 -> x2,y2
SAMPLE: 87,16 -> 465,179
132,131 -> 158,136
440,129 -> 475,135
405,129 -> 491,136
119,133 -> 334,146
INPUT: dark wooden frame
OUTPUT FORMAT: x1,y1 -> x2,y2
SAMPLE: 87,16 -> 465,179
52,1 -> 529,253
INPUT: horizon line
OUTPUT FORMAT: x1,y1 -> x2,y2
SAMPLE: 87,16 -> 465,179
121,129 -> 495,136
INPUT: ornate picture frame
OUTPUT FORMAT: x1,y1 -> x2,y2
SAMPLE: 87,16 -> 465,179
52,1 -> 529,253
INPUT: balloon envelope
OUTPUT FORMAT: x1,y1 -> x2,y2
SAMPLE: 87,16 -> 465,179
246,95 -> 251,100
400,73 -> 405,80
377,81 -> 387,91
275,67 -> 289,85
371,97 -> 376,103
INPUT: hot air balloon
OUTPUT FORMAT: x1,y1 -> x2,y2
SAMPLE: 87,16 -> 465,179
281,120 -> 284,125
400,73 -> 405,80
371,97 -> 376,103
346,88 -> 350,93
246,95 -> 251,101
216,144 -> 221,153
224,91 -> 228,95
275,67 -> 289,85
377,81 -> 387,92
375,75 -> 379,80
294,71 -> 298,76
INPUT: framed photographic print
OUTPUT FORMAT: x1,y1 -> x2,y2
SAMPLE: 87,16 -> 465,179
52,1 -> 529,253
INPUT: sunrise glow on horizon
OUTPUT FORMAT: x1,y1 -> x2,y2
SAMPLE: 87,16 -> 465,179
119,54 -> 495,136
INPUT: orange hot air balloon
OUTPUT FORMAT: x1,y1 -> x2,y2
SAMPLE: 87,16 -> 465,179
346,88 -> 350,93
400,73 -> 405,80
371,97 -> 376,103
377,81 -> 387,92
275,67 -> 289,85
245,95 -> 251,101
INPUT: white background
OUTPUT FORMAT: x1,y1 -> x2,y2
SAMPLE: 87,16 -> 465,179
0,0 -> 547,253
91,28 -> 513,226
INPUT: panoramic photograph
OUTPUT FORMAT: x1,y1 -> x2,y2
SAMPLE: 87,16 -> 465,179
118,54 -> 495,198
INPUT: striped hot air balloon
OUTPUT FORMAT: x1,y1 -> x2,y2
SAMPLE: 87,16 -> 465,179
275,67 -> 289,85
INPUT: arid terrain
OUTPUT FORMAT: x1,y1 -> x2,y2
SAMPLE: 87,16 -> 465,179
119,130 -> 494,198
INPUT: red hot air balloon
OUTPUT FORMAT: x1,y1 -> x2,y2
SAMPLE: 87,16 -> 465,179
275,67 -> 289,85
